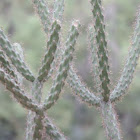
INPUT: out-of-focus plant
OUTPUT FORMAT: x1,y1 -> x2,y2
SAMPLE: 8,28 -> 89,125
0,0 -> 140,140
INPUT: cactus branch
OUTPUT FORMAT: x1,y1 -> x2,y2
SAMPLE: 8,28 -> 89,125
38,20 -> 61,82
32,0 -> 51,34
110,8 -> 140,102
0,0 -> 140,139
68,67 -> 101,106
0,68 -> 39,112
100,101 -> 122,140
26,79 -> 43,140
0,50 -> 17,80
53,0 -> 64,21
0,29 -> 35,82
43,21 -> 80,110
44,115 -> 66,140
90,0 -> 111,102
88,26 -> 103,97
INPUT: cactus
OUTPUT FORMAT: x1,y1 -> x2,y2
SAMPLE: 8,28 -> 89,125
0,0 -> 79,139
0,0 -> 140,140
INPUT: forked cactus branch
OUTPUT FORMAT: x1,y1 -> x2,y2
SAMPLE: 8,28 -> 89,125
0,29 -> 35,82
0,0 -> 140,140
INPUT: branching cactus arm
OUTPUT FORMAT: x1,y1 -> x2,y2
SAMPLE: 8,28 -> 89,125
26,1 -> 66,140
29,21 -> 80,140
48,0 -> 65,77
38,20 -> 61,82
67,67 -> 101,106
0,68 -> 39,112
0,0 -> 140,140
0,29 -> 35,82
38,0 -> 65,80
31,0 -> 97,108
110,9 -> 140,102
43,21 -> 80,110
26,79 -> 43,140
90,0 -> 111,102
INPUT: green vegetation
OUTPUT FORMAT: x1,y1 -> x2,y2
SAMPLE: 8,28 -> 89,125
0,0 -> 140,140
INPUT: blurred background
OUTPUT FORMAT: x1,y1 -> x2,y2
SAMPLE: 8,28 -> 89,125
0,0 -> 140,139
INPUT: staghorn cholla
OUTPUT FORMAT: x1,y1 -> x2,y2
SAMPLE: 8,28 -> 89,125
0,0 -> 140,140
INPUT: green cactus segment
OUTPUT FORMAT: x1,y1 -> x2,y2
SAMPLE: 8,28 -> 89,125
32,80 -> 43,140
26,111 -> 35,140
43,21 -> 80,110
100,101 -> 122,140
31,19 -> 62,140
26,79 -> 43,140
0,29 -> 35,82
32,79 -> 43,103
38,20 -> 61,82
0,69 -> 39,112
33,114 -> 44,140
47,45 -> 61,79
90,0 -> 110,102
44,116 -> 66,140
0,50 -> 17,79
110,11 -> 140,102
88,26 -> 102,95
53,0 -> 64,21
32,0 -> 51,34
68,67 -> 101,106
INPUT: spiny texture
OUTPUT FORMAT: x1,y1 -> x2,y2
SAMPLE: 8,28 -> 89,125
0,68 -> 39,112
100,102 -> 122,140
88,26 -> 102,96
91,0 -> 111,102
43,21 -> 80,110
110,9 -> 140,102
32,0 -> 51,34
33,113 -> 45,140
25,1 -> 70,139
13,43 -> 24,84
53,0 -> 64,21
31,0 -> 100,109
44,115 -> 66,140
0,29 -> 35,82
0,50 -> 17,79
68,67 -> 101,106
26,79 -> 43,140
38,20 -> 61,82
32,79 -> 43,103
1,0 -> 140,140
25,1 -> 80,140
46,0 -> 65,78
